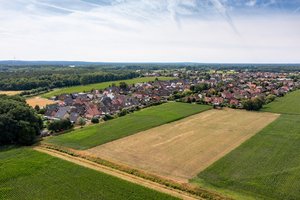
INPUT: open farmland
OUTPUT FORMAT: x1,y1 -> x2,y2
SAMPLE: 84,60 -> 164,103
262,89 -> 300,114
0,91 -> 22,95
86,109 -> 279,183
26,96 -> 55,108
0,148 -> 178,200
194,114 -> 300,200
45,102 -> 211,150
42,77 -> 175,98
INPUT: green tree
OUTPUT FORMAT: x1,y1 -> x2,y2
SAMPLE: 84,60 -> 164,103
0,95 -> 42,146
78,117 -> 86,127
119,82 -> 128,90
91,117 -> 99,124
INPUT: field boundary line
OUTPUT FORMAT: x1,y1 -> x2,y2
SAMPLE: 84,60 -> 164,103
33,146 -> 202,200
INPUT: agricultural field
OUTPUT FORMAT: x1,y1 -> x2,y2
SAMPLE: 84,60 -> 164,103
42,77 -> 175,98
0,91 -> 22,95
194,114 -> 300,200
86,109 -> 279,183
45,102 -> 211,150
262,89 -> 300,114
0,147 -> 177,200
26,96 -> 55,108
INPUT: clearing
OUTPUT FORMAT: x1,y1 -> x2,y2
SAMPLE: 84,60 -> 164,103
0,147 -> 178,200
45,102 -> 211,150
42,77 -> 175,98
86,109 -> 279,183
26,96 -> 55,108
262,89 -> 300,115
0,91 -> 22,95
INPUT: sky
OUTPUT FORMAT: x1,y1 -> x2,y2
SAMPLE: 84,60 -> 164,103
0,0 -> 300,63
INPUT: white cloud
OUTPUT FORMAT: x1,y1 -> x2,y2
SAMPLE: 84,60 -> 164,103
0,0 -> 299,63
246,0 -> 257,7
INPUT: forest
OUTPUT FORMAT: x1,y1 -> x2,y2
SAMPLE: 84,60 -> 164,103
0,65 -> 138,91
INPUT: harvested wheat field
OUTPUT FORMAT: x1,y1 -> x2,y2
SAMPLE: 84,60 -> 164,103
86,109 -> 279,183
0,91 -> 22,95
26,96 -> 55,108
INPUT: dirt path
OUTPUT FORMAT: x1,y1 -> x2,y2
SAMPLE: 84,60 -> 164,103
33,146 -> 201,200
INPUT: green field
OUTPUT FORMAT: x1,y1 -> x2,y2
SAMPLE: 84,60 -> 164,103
262,90 -> 300,115
193,114 -> 300,200
0,148 -> 177,200
42,77 -> 175,98
45,102 -> 211,150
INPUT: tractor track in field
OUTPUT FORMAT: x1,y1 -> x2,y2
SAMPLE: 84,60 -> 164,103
33,146 -> 202,200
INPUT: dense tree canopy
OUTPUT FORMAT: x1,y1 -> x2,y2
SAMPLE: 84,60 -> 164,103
0,95 -> 43,145
48,119 -> 73,133
0,66 -> 138,91
242,97 -> 264,111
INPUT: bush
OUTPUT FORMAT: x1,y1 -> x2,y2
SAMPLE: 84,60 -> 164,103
118,109 -> 128,117
91,117 -> 99,124
242,97 -> 264,111
48,119 -> 73,132
102,114 -> 114,121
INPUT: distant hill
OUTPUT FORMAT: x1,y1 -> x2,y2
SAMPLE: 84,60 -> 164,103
0,60 -> 300,70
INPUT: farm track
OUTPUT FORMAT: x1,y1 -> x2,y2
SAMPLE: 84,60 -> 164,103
33,146 -> 202,200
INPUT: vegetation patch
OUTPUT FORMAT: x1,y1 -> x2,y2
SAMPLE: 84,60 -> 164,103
194,114 -> 300,200
0,147 -> 178,200
262,89 -> 300,114
42,77 -> 175,98
45,102 -> 211,149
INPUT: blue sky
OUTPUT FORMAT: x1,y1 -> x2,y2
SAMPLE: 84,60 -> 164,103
0,0 -> 299,63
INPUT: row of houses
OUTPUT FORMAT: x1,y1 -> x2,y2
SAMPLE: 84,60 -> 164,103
44,70 -> 300,122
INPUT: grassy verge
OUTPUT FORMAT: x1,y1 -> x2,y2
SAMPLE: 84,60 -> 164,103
42,77 -> 175,98
193,114 -> 300,200
262,89 -> 300,115
0,147 -> 178,200
45,102 -> 211,150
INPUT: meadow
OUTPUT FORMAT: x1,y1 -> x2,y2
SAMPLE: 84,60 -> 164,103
262,89 -> 300,114
45,102 -> 211,150
193,114 -> 300,200
87,109 -> 278,183
42,77 -> 174,98
0,148 -> 177,200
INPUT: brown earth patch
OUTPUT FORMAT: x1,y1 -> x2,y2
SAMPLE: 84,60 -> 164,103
26,96 -> 55,108
0,91 -> 22,95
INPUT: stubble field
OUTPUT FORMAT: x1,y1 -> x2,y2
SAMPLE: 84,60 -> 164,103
26,96 -> 55,108
86,109 -> 279,183
0,91 -> 22,95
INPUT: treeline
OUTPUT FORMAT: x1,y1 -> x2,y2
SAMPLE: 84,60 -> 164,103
0,95 -> 42,145
0,66 -> 138,91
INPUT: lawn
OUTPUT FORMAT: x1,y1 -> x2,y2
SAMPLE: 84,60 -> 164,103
42,77 -> 175,98
0,148 -> 178,200
193,114 -> 300,200
262,89 -> 300,115
45,102 -> 211,150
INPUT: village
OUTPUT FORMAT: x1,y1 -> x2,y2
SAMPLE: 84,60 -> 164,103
43,70 -> 300,126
